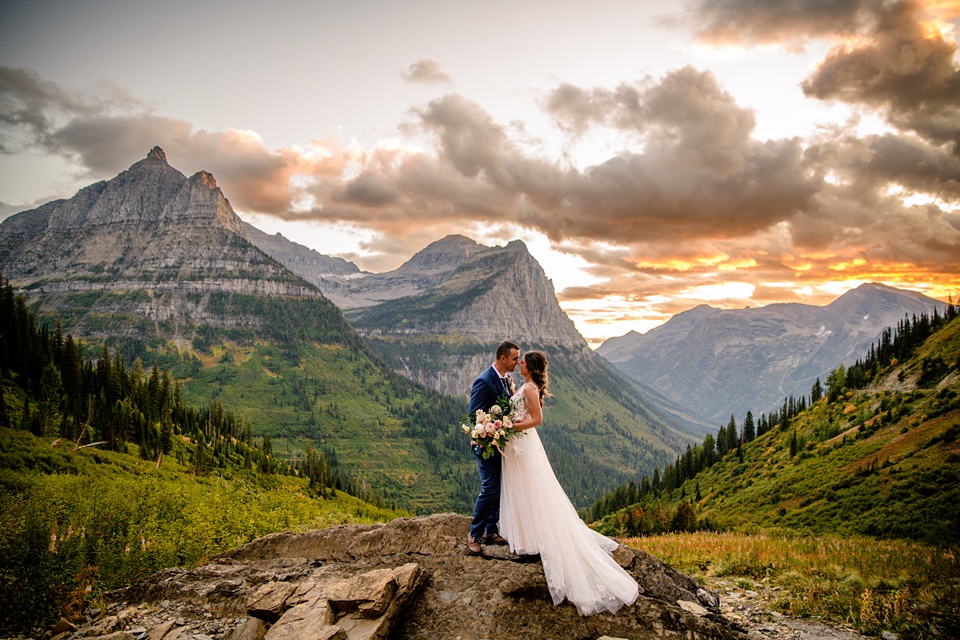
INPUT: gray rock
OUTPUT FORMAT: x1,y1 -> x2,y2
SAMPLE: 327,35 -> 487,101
79,514 -> 743,640
677,599 -> 709,616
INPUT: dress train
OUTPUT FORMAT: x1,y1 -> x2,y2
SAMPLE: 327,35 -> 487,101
499,385 -> 639,616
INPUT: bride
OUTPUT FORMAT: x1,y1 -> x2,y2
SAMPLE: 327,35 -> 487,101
500,350 -> 639,616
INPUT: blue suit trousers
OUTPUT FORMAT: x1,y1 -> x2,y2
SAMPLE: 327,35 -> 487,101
469,445 -> 501,540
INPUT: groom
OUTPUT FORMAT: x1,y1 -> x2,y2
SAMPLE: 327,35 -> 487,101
466,339 -> 520,556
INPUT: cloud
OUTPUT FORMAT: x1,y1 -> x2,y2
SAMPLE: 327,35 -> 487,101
688,0 -> 882,47
0,66 -> 148,153
400,58 -> 453,85
801,1 -> 960,148
688,1 -> 960,150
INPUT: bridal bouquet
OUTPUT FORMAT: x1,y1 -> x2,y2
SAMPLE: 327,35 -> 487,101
461,395 -> 524,459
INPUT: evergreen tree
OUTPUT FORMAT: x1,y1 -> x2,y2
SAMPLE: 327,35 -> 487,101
810,376 -> 823,404
743,410 -> 755,443
37,362 -> 63,438
725,414 -> 738,453
671,501 -> 696,532
826,364 -> 846,403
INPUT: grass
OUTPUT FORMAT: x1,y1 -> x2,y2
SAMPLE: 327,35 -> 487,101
626,531 -> 959,639
0,427 -> 403,633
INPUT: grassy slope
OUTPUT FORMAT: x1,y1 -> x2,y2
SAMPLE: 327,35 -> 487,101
36,288 -> 477,515
179,341 -> 475,514
596,317 -> 960,546
628,531 -> 958,639
0,425 -> 402,632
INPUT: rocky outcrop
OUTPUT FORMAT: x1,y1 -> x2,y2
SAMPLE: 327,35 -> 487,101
0,147 -> 329,339
597,283 -> 946,424
243,221 -> 362,282
68,514 -> 744,640
0,147 -> 307,294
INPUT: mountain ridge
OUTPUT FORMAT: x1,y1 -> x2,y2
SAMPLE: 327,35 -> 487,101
597,283 -> 947,425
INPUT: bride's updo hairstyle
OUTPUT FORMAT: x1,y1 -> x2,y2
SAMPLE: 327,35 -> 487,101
524,350 -> 551,406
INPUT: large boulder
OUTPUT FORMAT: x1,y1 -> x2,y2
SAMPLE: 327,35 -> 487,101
74,514 -> 745,640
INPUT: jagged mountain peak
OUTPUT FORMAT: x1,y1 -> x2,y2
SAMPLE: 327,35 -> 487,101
191,170 -> 217,188
146,145 -> 168,163
0,147 -> 311,294
393,234 -> 485,275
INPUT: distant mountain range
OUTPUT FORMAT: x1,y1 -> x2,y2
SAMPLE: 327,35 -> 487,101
597,283 -> 947,425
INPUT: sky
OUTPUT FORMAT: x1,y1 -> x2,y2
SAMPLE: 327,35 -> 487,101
1,0 -> 960,346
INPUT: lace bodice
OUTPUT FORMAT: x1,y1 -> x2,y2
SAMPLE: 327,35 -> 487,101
510,383 -> 532,422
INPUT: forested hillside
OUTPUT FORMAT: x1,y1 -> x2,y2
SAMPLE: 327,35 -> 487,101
590,304 -> 960,546
0,276 -> 402,633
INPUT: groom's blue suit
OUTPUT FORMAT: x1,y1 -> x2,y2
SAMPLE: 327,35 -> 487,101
469,364 -> 512,541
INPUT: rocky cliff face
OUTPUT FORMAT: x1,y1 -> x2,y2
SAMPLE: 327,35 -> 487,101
0,147 -> 307,291
346,237 -> 586,347
62,514 -> 743,640
243,221 -> 362,282
0,147 -> 324,335
597,283 -> 947,425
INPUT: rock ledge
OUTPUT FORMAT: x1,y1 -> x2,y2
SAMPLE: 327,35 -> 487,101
68,514 -> 745,640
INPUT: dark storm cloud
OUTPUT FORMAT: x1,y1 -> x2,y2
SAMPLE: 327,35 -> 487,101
400,58 -> 453,85
338,171 -> 399,207
0,66 -> 147,153
689,0 -> 880,46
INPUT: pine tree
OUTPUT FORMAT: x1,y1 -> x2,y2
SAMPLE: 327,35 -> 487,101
726,414 -> 738,453
811,377 -> 823,403
826,364 -> 846,403
743,410 -> 755,443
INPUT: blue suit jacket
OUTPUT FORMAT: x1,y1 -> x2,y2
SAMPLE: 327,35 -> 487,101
470,365 -> 511,414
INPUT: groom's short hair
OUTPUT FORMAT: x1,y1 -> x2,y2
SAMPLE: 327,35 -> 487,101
496,340 -> 520,359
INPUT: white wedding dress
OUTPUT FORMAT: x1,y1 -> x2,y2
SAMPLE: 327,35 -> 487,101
500,383 -> 640,616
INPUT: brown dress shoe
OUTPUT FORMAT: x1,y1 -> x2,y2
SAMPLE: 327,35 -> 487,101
466,536 -> 484,556
483,533 -> 508,546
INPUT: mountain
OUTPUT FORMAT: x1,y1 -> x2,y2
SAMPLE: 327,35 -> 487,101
0,147 -> 309,296
242,221 -> 363,282
298,234 -> 714,505
596,283 -> 947,425
0,148 -> 483,514
0,147 -> 704,512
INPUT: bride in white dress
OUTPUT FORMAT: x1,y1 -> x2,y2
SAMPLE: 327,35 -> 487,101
499,350 -> 639,616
